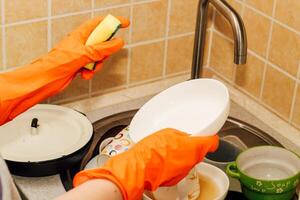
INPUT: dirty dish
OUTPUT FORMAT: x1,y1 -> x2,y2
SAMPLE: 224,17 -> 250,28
226,146 -> 300,200
128,79 -> 230,143
144,162 -> 229,200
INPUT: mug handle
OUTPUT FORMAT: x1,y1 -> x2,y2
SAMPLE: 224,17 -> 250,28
226,162 -> 240,179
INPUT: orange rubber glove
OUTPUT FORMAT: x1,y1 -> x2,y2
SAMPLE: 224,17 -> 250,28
0,16 -> 129,126
74,128 -> 219,200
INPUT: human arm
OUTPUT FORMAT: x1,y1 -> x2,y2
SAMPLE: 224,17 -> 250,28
71,128 -> 219,200
55,179 -> 123,200
0,16 -> 129,126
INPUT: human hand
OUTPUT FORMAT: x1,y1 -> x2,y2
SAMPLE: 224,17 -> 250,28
0,16 -> 129,125
74,128 -> 219,200
50,16 -> 130,80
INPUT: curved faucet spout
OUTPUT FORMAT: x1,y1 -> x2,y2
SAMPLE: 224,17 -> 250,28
191,0 -> 247,79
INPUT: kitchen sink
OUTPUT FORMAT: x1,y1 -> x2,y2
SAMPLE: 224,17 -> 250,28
60,109 -> 298,199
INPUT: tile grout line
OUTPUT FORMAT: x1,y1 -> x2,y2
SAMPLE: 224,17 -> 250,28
211,67 -> 293,122
211,68 -> 249,97
167,32 -> 194,39
90,85 -> 127,98
125,0 -> 134,88
236,0 -> 299,36
298,61 -> 300,80
165,70 -> 190,79
47,0 -> 52,104
128,76 -> 164,88
91,0 -> 95,18
52,94 -> 90,105
289,62 -> 300,122
289,80 -> 299,123
258,0 -> 277,101
2,0 -> 299,37
2,0 -> 160,27
209,67 -> 236,87
89,0 -> 95,97
3,31 -> 195,70
47,0 -> 52,51
4,17 -> 49,27
240,0 -> 246,17
241,2 -> 300,36
125,37 -> 165,48
1,0 -> 6,69
162,0 -> 171,78
123,31 -> 195,49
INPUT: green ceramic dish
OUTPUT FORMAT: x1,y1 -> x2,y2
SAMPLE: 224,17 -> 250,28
226,146 -> 300,200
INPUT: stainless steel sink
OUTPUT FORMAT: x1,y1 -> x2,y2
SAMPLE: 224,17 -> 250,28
60,109 -> 298,199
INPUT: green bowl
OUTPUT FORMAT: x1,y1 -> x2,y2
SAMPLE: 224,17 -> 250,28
226,146 -> 300,200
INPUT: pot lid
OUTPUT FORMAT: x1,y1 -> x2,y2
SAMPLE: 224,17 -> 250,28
0,104 -> 93,162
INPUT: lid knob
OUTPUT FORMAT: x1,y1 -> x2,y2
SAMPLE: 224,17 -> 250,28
31,118 -> 39,135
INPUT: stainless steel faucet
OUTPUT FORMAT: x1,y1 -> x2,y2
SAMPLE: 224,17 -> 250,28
191,0 -> 247,79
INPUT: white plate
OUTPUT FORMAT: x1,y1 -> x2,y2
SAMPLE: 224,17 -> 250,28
129,79 -> 230,143
0,104 -> 93,162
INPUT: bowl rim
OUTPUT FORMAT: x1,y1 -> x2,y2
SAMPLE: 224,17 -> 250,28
234,145 -> 300,182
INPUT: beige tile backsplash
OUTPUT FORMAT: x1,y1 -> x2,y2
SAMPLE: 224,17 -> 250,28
210,33 -> 235,81
243,7 -> 271,57
51,13 -> 91,46
262,66 -> 296,119
293,85 -> 300,127
208,0 -> 300,129
169,0 -> 198,35
275,0 -> 300,32
52,0 -> 92,15
92,49 -> 128,92
6,21 -> 48,67
269,23 -> 300,77
245,0 -> 274,16
0,0 -> 299,130
132,1 -> 167,42
166,34 -> 195,74
5,0 -> 48,23
214,0 -> 242,39
235,54 -> 264,98
130,41 -> 164,83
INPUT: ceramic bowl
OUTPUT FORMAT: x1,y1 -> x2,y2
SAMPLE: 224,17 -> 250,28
129,79 -> 230,143
144,162 -> 230,200
226,146 -> 300,200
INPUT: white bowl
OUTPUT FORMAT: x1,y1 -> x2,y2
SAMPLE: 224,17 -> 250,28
143,162 -> 230,200
129,79 -> 230,143
195,163 -> 229,200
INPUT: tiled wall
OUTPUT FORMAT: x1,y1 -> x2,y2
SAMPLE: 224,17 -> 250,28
0,0 -> 299,130
204,0 -> 300,130
0,0 -> 199,104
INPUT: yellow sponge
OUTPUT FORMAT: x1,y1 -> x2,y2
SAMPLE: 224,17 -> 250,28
84,14 -> 121,70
